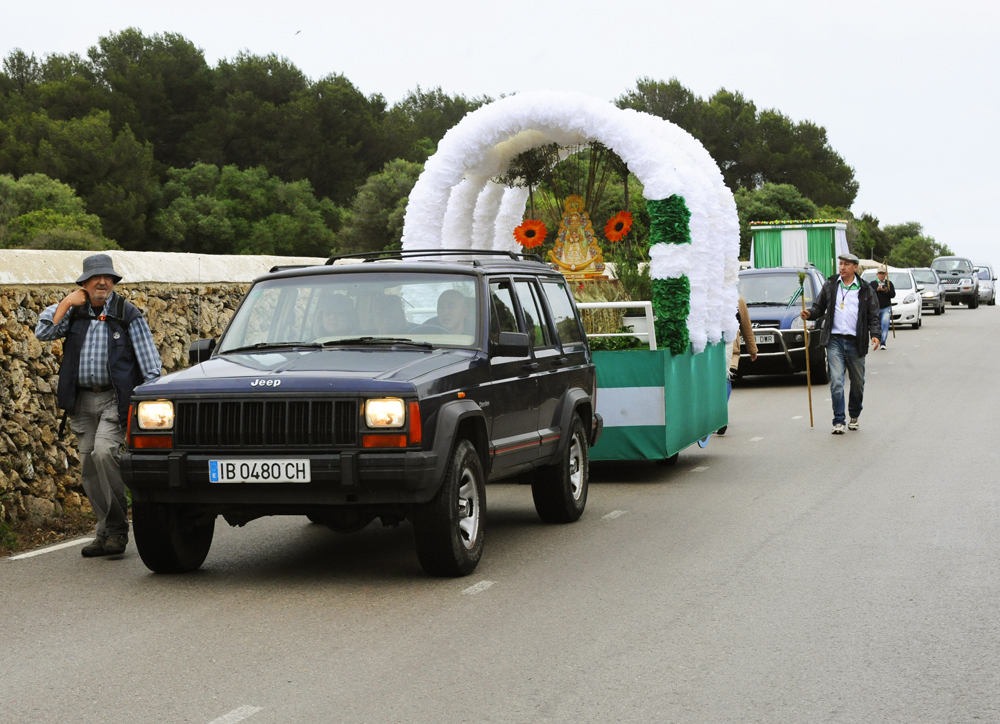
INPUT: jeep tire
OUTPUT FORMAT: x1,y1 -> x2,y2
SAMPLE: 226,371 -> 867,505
133,502 -> 215,574
531,415 -> 589,524
412,439 -> 485,576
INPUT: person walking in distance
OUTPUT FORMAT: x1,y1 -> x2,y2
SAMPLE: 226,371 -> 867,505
35,254 -> 162,557
800,253 -> 880,434
870,265 -> 895,350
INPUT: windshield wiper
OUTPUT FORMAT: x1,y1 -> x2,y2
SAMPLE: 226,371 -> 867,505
322,337 -> 433,349
745,301 -> 782,307
221,341 -> 322,355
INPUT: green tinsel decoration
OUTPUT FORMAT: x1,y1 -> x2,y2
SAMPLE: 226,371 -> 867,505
652,277 -> 690,355
647,195 -> 692,247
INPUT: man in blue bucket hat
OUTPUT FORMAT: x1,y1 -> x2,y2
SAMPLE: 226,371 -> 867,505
35,253 -> 162,558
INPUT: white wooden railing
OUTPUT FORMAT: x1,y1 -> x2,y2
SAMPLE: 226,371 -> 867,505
576,301 -> 657,350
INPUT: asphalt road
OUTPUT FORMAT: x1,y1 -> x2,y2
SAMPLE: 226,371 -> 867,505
4,303 -> 999,723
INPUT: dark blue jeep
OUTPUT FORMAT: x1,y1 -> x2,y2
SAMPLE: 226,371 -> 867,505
736,266 -> 830,384
123,251 -> 602,577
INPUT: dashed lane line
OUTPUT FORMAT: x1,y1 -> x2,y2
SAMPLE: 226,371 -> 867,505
7,537 -> 94,560
749,436 -> 764,442
208,706 -> 262,724
603,510 -> 627,520
792,415 -> 803,419
691,466 -> 708,472
462,580 -> 495,595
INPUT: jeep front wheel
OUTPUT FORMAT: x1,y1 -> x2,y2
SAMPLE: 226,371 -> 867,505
532,415 -> 589,524
412,439 -> 486,576
132,502 -> 215,574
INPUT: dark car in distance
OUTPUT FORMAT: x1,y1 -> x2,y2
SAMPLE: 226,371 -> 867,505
736,266 -> 829,384
123,250 -> 602,577
910,268 -> 947,315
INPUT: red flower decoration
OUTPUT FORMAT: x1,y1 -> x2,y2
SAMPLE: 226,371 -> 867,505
513,219 -> 548,249
604,211 -> 633,242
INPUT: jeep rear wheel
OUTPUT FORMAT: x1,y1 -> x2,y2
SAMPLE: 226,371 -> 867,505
532,416 -> 589,524
412,439 -> 485,576
133,502 -> 215,574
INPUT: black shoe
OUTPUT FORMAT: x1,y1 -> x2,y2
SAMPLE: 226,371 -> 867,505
716,425 -> 728,435
81,536 -> 108,557
103,533 -> 128,556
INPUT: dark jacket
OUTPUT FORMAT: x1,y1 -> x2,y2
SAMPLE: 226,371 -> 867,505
808,273 -> 881,356
56,294 -> 145,427
870,278 -> 895,309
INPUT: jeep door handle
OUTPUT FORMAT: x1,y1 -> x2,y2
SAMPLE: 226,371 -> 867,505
521,362 -> 540,371
551,357 -> 568,366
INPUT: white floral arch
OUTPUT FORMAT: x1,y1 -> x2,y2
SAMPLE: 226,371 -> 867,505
401,91 -> 740,353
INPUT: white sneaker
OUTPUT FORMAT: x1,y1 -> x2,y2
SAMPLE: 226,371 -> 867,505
848,418 -> 860,430
832,424 -> 846,434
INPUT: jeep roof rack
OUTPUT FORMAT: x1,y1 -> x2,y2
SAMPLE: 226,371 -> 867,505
325,248 -> 543,266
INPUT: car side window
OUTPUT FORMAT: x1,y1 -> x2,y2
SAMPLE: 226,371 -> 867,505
489,279 -> 520,345
514,280 -> 551,349
541,281 -> 584,346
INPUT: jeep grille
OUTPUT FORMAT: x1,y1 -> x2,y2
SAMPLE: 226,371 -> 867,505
174,399 -> 358,448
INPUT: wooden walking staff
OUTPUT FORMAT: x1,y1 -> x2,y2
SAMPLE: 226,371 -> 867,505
798,271 -> 814,427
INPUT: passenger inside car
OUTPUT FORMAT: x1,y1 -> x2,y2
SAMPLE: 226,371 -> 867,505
372,294 -> 409,335
424,289 -> 475,335
316,294 -> 358,337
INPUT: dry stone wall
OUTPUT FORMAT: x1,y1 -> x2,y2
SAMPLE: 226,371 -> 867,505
0,283 -> 252,525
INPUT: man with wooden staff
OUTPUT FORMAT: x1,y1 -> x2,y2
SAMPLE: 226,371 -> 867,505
870,265 -> 895,350
800,253 -> 881,435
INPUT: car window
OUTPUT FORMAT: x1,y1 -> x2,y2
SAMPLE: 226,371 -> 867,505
514,280 -> 551,348
738,273 -> 814,306
931,258 -> 973,273
541,280 -> 584,346
977,269 -> 991,280
862,271 -> 913,290
489,279 -> 520,345
911,270 -> 938,284
219,272 -> 480,352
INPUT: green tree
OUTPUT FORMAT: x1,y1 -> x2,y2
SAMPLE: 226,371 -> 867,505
888,235 -> 954,268
734,183 -> 819,258
387,86 -> 491,161
618,77 -> 858,207
0,110 -> 157,246
0,172 -> 116,249
335,159 -> 423,255
150,163 -> 342,256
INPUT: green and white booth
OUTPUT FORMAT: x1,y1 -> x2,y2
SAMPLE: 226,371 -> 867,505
749,220 -> 849,277
400,91 -> 741,461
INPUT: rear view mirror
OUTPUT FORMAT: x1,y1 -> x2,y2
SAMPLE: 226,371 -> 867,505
494,332 -> 530,357
189,338 -> 217,365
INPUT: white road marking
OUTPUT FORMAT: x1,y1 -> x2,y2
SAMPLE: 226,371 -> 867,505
749,436 -> 763,442
208,706 -> 262,724
603,510 -> 627,520
8,537 -> 94,560
887,362 -> 895,365
462,580 -> 495,595
691,466 -> 708,472
792,415 -> 802,419
825,397 -> 832,402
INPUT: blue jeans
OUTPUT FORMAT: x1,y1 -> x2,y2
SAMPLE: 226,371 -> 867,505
879,307 -> 891,345
827,334 -> 865,426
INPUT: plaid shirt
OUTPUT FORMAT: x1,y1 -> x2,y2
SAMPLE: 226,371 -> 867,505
35,292 -> 162,386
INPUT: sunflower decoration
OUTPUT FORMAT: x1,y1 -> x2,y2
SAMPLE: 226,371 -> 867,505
513,219 -> 548,249
604,211 -> 633,243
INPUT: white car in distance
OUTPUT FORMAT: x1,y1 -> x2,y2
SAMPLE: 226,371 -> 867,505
861,268 -> 923,329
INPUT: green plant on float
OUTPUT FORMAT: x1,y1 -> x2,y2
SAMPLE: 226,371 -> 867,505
587,330 -> 646,352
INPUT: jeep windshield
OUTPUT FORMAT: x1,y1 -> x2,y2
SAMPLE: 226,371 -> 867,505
738,273 -> 815,307
931,258 -> 973,273
218,272 -> 480,354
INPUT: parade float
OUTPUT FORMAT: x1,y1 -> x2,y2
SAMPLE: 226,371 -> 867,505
400,91 -> 739,461
749,219 -> 849,276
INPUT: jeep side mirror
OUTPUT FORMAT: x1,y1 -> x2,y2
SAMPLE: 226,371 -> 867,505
494,332 -> 530,357
189,338 -> 217,365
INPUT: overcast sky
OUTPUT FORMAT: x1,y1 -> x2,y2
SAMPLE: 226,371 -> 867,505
4,0 -> 998,266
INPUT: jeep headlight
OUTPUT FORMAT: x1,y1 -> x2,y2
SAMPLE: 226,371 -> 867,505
365,398 -> 405,428
903,293 -> 917,304
137,400 -> 174,430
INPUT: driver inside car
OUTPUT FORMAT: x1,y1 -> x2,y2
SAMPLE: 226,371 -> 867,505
423,289 -> 475,335
316,294 -> 358,337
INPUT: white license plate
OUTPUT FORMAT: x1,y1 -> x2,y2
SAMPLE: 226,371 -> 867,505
209,459 -> 311,483
754,334 -> 775,345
